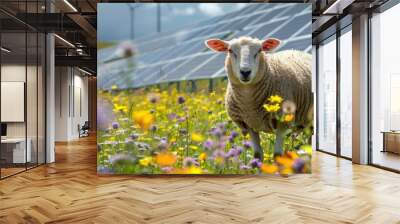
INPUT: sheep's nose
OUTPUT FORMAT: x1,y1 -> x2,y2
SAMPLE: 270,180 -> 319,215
240,70 -> 251,78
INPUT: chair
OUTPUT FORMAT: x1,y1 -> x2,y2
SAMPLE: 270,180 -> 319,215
79,121 -> 90,138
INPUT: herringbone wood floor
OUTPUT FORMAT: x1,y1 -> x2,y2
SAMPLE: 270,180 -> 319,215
1,135 -> 400,224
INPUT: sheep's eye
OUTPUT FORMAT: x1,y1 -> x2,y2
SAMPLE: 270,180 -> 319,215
254,49 -> 262,59
229,49 -> 237,58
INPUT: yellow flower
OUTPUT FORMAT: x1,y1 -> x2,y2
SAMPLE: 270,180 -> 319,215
263,104 -> 280,113
185,166 -> 202,174
300,145 -> 313,155
283,114 -> 295,122
155,151 -> 177,167
156,105 -> 166,112
268,95 -> 283,104
199,152 -> 207,161
217,111 -> 226,117
189,145 -> 199,150
280,168 -> 293,175
287,152 -> 299,159
275,156 -> 294,168
139,157 -> 152,167
191,133 -> 204,142
214,156 -> 224,165
113,104 -> 128,113
132,110 -> 154,130
261,164 -> 278,174
111,85 -> 118,90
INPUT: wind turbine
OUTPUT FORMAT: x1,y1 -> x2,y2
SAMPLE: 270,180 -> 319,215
127,4 -> 141,40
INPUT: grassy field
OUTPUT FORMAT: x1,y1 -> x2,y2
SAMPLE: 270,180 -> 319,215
98,41 -> 117,49
97,81 -> 312,175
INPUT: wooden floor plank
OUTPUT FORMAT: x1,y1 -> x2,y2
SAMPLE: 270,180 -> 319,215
0,135 -> 399,224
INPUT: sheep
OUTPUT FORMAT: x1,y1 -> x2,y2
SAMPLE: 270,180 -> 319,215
205,36 -> 313,161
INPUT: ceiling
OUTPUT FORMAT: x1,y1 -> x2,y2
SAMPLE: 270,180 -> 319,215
0,0 -> 394,75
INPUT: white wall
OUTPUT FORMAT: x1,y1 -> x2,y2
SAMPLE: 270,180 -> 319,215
55,67 -> 89,141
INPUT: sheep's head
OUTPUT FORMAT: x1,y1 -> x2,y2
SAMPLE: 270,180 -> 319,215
205,36 -> 281,85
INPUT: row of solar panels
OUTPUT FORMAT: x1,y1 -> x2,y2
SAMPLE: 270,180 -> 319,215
98,3 -> 296,63
98,3 -> 311,90
128,3 -> 293,51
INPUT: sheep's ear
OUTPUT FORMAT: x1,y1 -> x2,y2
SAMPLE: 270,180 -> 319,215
205,39 -> 229,52
261,38 -> 281,52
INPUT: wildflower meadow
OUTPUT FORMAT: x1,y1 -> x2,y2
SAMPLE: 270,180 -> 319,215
97,80 -> 313,175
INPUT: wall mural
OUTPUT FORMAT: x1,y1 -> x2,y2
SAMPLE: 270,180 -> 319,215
97,3 -> 313,175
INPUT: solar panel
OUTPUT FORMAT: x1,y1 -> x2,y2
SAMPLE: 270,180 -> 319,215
165,54 -> 212,82
271,14 -> 310,40
187,54 -> 226,79
248,20 -> 285,39
148,59 -> 187,85
98,3 -> 312,90
245,8 -> 282,27
281,37 -> 311,51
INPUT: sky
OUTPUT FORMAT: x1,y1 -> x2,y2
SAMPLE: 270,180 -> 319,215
98,3 -> 247,42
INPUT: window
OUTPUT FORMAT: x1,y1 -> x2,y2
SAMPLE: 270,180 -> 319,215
317,35 -> 337,154
371,3 -> 400,171
340,27 -> 352,158
0,1 -> 47,179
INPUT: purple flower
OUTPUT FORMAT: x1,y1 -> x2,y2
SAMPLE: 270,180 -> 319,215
230,131 -> 239,138
150,125 -> 157,132
293,158 -> 305,173
108,154 -> 135,165
226,147 -> 243,158
97,166 -> 114,174
183,157 -> 199,167
240,165 -> 251,170
228,131 -> 239,143
213,150 -> 226,158
97,99 -> 115,131
210,127 -> 223,138
178,96 -> 185,104
167,113 -> 177,120
217,140 -> 226,149
178,116 -> 186,122
217,122 -> 226,130
249,158 -> 262,168
161,167 -> 173,173
203,139 -> 214,150
129,133 -> 139,140
112,121 -> 119,129
158,139 -> 169,150
243,141 -> 252,149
